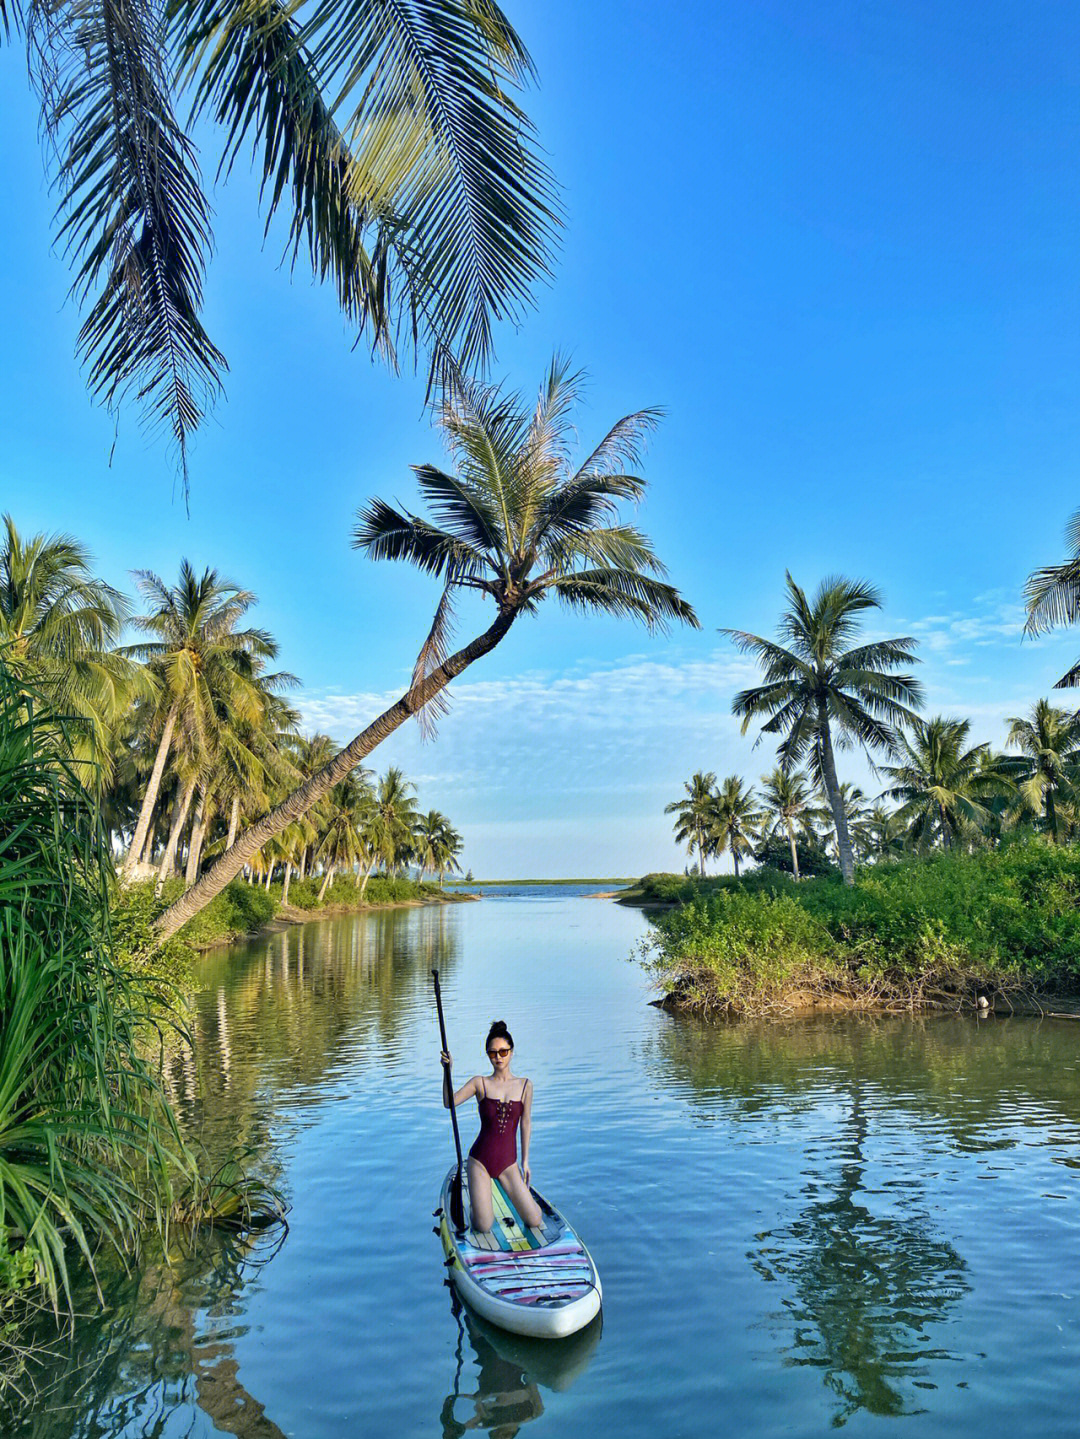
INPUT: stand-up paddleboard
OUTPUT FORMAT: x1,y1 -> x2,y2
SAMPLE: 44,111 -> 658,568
437,1166 -> 602,1339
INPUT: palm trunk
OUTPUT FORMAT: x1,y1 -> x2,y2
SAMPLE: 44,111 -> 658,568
317,864 -> 335,902
732,845 -> 740,880
282,861 -> 292,905
940,803 -> 952,850
1047,787 -> 1059,844
819,709 -> 855,885
359,858 -> 377,900
787,821 -> 800,881
155,608 -> 518,941
185,791 -> 207,886
155,775 -> 196,895
226,794 -> 240,851
698,826 -> 707,878
265,863 -> 274,891
354,862 -> 363,887
125,699 -> 180,879
298,848 -> 308,880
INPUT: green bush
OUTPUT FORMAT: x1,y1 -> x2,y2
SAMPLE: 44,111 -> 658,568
640,839 -> 1080,1013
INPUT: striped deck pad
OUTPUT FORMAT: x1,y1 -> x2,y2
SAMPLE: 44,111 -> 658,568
458,1181 -> 596,1307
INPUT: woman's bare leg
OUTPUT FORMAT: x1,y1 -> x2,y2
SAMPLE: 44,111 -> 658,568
500,1165 -> 543,1229
467,1157 -> 494,1233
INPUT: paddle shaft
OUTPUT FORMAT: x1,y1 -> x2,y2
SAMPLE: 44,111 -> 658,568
432,970 -> 466,1227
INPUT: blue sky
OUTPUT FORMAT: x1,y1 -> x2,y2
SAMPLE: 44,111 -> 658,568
3,0 -> 1080,875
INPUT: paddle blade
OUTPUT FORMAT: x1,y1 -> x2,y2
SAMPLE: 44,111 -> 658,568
449,1165 -> 466,1231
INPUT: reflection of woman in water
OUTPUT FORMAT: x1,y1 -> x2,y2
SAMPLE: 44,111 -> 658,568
440,1338 -> 543,1439
441,1020 -> 543,1234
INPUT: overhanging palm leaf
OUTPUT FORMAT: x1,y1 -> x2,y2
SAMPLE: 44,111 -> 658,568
32,0 -> 224,497
17,0 -> 556,487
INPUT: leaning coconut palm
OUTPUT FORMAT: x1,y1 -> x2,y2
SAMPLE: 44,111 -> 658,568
709,775 -> 761,880
121,562 -> 277,879
1002,700 -> 1080,845
0,514 -> 147,782
758,768 -> 816,880
14,0 -> 557,494
665,771 -> 717,876
880,716 -> 1012,851
724,575 -> 922,885
155,358 -> 698,939
1024,509 -> 1080,688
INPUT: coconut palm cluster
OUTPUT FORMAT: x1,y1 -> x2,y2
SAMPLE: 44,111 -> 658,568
670,551 -> 1080,884
0,518 -> 463,897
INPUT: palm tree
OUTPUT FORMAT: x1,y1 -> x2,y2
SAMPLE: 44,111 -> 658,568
314,771 -> 373,900
155,359 -> 698,939
758,767 -> 816,880
880,716 -> 1012,851
861,805 -> 905,862
369,767 -> 420,875
121,562 -> 277,878
1003,700 -> 1080,844
1024,509 -> 1080,688
665,771 -> 717,876
709,775 -> 761,879
13,0 -> 557,492
724,574 -> 922,886
415,811 -> 463,887
0,515 -> 146,780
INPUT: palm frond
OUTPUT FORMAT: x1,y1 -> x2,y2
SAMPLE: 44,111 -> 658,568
172,0 -> 395,354
572,406 -> 663,481
299,0 -> 559,374
352,498 -> 490,579
33,0 -> 225,498
410,583 -> 456,740
545,569 -> 698,632
413,465 -> 503,552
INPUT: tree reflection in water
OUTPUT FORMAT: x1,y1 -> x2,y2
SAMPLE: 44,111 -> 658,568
2,1228 -> 288,1439
440,1298 -> 601,1439
751,1085 -> 968,1426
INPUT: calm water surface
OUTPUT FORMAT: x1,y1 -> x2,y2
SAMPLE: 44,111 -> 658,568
14,887 -> 1080,1437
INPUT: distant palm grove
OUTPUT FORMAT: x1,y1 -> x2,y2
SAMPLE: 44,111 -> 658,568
668,555 -> 1080,883
1,516 -> 463,904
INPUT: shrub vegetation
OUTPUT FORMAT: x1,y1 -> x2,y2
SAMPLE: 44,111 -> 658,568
637,841 -> 1080,1015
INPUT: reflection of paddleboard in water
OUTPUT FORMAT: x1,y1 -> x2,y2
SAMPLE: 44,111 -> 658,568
441,1293 -> 602,1438
437,1166 -> 602,1338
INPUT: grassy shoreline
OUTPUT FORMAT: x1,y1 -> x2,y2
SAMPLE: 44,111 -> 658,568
630,841 -> 1080,1017
117,875 -> 474,961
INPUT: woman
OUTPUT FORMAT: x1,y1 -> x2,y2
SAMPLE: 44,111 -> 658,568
441,1020 -> 543,1234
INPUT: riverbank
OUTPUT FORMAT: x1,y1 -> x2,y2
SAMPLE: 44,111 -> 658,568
633,841 -> 1080,1017
117,876 -> 477,961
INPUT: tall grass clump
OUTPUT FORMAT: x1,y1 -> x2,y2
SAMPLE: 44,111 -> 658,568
639,841 -> 1080,1016
0,670 -> 182,1327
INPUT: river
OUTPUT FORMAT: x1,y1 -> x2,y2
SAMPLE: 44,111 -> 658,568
11,885 -> 1080,1437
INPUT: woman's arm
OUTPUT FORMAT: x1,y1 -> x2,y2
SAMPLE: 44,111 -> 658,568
440,1052 -> 479,1108
519,1079 -> 534,1185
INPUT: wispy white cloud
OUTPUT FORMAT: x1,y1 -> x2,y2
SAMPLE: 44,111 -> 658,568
290,592 -> 1080,877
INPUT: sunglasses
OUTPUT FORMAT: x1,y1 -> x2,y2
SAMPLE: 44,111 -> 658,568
487,1046 -> 512,1058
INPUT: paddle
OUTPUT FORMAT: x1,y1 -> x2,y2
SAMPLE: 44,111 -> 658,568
432,969 -> 467,1231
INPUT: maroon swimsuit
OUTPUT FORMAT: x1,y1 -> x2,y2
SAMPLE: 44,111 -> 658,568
469,1078 -> 528,1179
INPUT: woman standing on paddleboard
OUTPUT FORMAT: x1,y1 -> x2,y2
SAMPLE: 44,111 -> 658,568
441,1020 -> 544,1234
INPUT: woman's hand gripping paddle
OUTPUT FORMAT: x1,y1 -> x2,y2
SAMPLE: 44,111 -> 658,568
432,970 -> 466,1231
